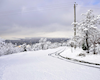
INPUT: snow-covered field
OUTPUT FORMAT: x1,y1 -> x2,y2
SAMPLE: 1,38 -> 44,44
61,47 -> 100,64
0,47 -> 100,80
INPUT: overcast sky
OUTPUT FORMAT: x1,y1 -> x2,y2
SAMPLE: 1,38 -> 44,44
0,0 -> 100,40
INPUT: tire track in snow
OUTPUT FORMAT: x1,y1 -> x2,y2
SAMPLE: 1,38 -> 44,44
48,47 -> 100,69
48,47 -> 66,57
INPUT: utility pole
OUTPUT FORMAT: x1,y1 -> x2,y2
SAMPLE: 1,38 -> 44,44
74,2 -> 76,37
74,2 -> 77,48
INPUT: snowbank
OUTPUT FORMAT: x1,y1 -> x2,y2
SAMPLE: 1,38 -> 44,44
60,47 -> 100,64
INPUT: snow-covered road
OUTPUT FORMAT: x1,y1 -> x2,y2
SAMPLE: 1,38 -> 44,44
0,47 -> 100,80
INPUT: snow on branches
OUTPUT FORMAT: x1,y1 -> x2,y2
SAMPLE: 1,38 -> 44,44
0,37 -> 24,56
73,10 -> 100,54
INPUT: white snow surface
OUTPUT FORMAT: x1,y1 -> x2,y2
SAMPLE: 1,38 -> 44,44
61,47 -> 100,64
0,47 -> 100,80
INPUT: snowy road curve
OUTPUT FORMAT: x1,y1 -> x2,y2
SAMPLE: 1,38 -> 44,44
0,47 -> 100,80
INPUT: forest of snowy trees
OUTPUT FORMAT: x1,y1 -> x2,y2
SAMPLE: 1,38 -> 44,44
0,37 -> 67,56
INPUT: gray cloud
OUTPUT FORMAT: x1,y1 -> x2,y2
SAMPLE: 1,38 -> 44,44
0,0 -> 100,39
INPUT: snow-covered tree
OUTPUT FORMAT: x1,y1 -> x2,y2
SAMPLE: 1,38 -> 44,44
39,38 -> 47,50
44,41 -> 51,49
73,10 -> 100,54
33,43 -> 42,51
26,44 -> 32,51
32,38 -> 52,50
0,37 -> 25,56
21,43 -> 27,51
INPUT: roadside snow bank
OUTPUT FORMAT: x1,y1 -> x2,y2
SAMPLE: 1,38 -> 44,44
60,47 -> 100,64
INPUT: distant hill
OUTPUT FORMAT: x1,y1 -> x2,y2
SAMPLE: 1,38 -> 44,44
5,37 -> 69,45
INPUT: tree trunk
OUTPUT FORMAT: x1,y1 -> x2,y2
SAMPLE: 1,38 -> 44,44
93,43 -> 96,54
41,44 -> 44,50
86,31 -> 89,53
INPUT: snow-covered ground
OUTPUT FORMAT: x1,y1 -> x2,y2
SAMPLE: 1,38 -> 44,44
61,47 -> 100,64
0,47 -> 100,80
